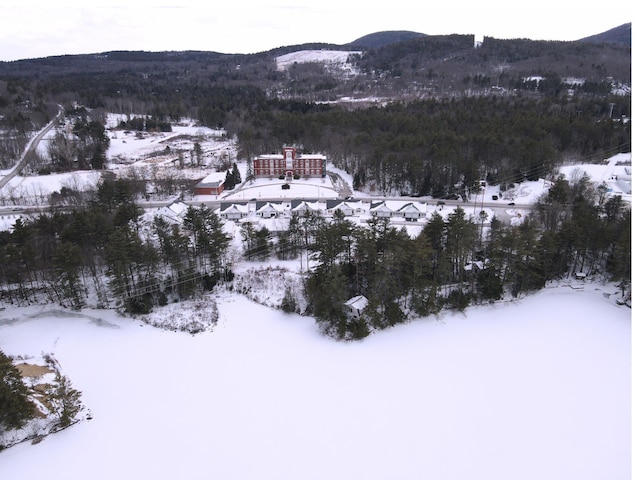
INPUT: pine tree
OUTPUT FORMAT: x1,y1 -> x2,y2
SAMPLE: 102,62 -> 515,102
223,170 -> 235,190
232,162 -> 242,184
52,241 -> 85,310
0,350 -> 35,434
44,356 -> 84,429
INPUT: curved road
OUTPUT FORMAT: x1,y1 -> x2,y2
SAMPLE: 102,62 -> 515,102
0,109 -> 63,191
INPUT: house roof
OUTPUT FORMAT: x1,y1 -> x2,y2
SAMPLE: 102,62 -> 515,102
196,171 -> 227,187
345,295 -> 368,310
290,199 -> 323,211
256,201 -> 284,212
157,201 -> 189,224
326,199 -> 362,210
370,201 -> 393,212
398,202 -> 422,213
220,203 -> 249,214
325,199 -> 343,209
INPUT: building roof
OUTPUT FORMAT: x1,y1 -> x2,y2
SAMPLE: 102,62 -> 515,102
370,201 -> 393,213
256,201 -> 285,213
220,203 -> 249,214
196,171 -> 226,187
157,201 -> 190,224
398,202 -> 422,213
345,295 -> 368,310
290,199 -> 323,211
326,199 -> 363,210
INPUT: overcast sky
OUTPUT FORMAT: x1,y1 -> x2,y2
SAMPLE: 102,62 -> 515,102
0,2 -> 631,62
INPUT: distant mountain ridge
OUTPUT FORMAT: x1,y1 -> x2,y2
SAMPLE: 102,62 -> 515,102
346,31 -> 428,49
343,24 -> 631,50
578,22 -> 631,46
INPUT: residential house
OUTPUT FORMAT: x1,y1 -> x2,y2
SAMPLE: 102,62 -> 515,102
325,199 -> 364,217
156,201 -> 190,225
369,201 -> 394,218
255,201 -> 285,218
290,199 -> 324,216
344,295 -> 368,320
396,202 -> 426,221
219,202 -> 249,221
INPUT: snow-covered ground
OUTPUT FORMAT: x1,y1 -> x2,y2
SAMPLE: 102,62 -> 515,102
0,280 -> 631,480
275,50 -> 361,72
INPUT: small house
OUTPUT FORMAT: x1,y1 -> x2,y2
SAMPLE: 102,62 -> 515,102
344,295 -> 368,320
397,202 -> 426,221
369,201 -> 394,218
220,202 -> 249,221
326,199 -> 363,217
256,201 -> 284,218
290,199 -> 324,216
156,201 -> 190,225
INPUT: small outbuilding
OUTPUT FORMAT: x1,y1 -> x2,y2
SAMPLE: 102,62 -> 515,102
194,172 -> 226,196
344,295 -> 368,320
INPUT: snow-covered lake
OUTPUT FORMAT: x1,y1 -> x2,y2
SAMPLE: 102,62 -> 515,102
0,281 -> 630,480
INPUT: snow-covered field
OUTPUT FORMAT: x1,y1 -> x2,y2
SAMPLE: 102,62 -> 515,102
275,50 -> 361,72
0,281 -> 631,479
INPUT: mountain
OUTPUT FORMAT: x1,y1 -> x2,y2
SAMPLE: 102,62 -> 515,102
579,22 -> 631,46
346,31 -> 428,49
0,24 -> 630,138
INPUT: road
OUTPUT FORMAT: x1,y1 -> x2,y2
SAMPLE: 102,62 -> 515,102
0,108 -> 64,191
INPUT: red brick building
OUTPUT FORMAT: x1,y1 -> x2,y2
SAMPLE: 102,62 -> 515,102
252,146 -> 326,179
194,172 -> 226,195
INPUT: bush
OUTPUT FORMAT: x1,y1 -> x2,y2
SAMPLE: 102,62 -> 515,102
280,287 -> 298,313
125,294 -> 153,314
446,289 -> 472,311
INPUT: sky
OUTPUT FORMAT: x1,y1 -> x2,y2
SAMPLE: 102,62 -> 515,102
0,1 -> 631,62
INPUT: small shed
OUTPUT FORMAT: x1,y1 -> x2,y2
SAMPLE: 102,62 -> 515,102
344,295 -> 368,320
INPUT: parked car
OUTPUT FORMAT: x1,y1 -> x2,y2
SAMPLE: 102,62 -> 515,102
437,200 -> 445,206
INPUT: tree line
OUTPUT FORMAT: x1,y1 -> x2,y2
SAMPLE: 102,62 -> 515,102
237,95 -> 630,199
0,177 -> 232,314
303,177 -> 630,339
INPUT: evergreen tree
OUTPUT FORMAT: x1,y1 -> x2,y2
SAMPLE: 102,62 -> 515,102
0,350 -> 35,434
44,356 -> 84,429
52,241 -> 85,309
183,205 -> 231,275
223,170 -> 236,190
232,162 -> 242,184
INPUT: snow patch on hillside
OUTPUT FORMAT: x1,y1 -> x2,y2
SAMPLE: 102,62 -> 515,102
276,50 -> 361,72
